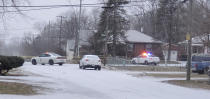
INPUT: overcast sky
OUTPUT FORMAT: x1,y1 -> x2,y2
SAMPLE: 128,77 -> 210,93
0,0 -> 101,41
0,0 -> 140,43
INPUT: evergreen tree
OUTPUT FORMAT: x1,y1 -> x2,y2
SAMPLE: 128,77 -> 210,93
156,0 -> 178,60
93,0 -> 130,56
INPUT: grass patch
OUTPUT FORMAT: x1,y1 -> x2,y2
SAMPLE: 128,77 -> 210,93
164,80 -> 210,90
107,66 -> 185,72
130,73 -> 208,78
159,61 -> 180,64
0,69 -> 47,95
0,82 -> 43,95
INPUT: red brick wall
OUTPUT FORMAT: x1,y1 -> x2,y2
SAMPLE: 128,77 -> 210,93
133,44 -> 145,57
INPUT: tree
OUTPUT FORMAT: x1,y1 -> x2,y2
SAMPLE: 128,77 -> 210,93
20,10 -> 94,56
93,0 -> 130,56
156,0 -> 178,60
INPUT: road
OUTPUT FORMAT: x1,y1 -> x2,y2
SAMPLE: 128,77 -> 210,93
0,63 -> 210,99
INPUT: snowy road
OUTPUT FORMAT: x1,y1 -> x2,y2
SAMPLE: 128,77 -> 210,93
0,63 -> 210,99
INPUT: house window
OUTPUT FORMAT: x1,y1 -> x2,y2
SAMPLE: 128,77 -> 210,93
127,44 -> 133,51
193,47 -> 198,53
146,44 -> 152,52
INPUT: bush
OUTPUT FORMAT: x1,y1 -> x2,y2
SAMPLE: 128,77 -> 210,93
0,56 -> 24,75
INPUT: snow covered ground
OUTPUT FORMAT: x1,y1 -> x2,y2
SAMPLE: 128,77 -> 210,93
0,62 -> 209,99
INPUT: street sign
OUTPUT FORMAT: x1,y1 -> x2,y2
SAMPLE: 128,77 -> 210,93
186,33 -> 191,40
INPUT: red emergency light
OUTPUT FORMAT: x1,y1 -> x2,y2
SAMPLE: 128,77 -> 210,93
141,51 -> 152,57
142,52 -> 148,56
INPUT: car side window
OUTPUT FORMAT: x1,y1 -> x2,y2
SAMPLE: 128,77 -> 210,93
140,55 -> 147,58
39,54 -> 45,57
39,54 -> 50,57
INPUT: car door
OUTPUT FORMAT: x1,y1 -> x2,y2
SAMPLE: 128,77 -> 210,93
41,54 -> 51,64
138,55 -> 144,63
136,56 -> 141,63
38,54 -> 49,64
38,54 -> 45,64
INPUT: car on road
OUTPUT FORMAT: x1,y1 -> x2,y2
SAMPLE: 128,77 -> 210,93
131,52 -> 160,65
31,52 -> 66,66
191,55 -> 210,74
79,55 -> 101,70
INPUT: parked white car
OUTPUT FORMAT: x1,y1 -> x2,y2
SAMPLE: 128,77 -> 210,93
31,52 -> 66,66
131,53 -> 160,65
79,55 -> 101,70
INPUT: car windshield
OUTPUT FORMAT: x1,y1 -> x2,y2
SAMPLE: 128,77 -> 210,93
86,55 -> 99,59
192,56 -> 210,62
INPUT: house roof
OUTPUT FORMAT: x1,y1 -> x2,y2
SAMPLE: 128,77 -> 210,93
179,35 -> 208,46
77,30 -> 162,46
125,30 -> 162,44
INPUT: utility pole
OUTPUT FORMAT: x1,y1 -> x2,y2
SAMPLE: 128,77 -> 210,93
112,1 -> 117,57
186,0 -> 193,81
167,1 -> 174,61
75,0 -> 82,58
57,16 -> 65,55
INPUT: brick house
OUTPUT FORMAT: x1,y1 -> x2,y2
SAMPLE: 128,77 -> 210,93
125,30 -> 163,58
67,30 -> 163,58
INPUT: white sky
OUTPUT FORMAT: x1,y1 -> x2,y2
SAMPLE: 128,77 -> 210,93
0,0 -> 100,41
0,0 -> 139,42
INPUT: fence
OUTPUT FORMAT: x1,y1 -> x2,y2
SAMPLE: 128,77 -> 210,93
105,57 -> 186,72
105,57 -> 186,68
105,57 -> 133,66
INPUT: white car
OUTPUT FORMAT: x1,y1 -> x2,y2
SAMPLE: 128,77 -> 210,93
131,53 -> 160,65
79,55 -> 101,70
31,52 -> 66,66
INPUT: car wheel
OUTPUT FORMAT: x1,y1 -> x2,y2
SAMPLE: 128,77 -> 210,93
32,59 -> 37,65
144,61 -> 149,65
79,66 -> 82,69
198,70 -> 204,74
82,66 -> 86,70
132,60 -> 136,64
59,63 -> 63,66
204,67 -> 209,74
154,63 -> 157,66
79,63 -> 82,69
49,60 -> 54,65
98,66 -> 101,71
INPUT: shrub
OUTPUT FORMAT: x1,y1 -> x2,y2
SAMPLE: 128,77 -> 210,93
0,56 -> 24,75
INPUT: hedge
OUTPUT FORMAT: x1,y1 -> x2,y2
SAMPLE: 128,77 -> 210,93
0,56 -> 24,75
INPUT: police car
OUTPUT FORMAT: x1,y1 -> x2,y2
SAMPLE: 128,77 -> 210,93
131,52 -> 160,65
31,52 -> 66,66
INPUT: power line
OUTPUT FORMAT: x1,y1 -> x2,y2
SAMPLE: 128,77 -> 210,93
0,1 -> 145,8
0,1 -> 154,14
0,1 -> 147,8
0,5 -> 147,14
